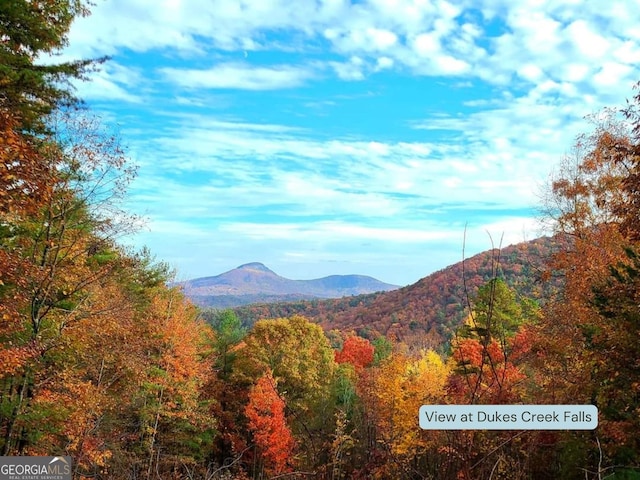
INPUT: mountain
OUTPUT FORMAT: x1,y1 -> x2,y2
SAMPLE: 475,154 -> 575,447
179,262 -> 400,307
227,236 -> 566,348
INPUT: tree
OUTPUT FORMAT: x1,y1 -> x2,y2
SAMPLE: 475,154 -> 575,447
238,315 -> 335,411
235,315 -> 336,471
211,310 -> 246,381
361,349 -> 450,478
0,0 -> 103,131
0,111 -> 54,217
206,310 -> 247,468
335,334 -> 374,371
0,111 -> 140,458
612,82 -> 640,240
540,116 -> 633,358
372,335 -> 392,365
465,278 -> 528,341
535,95 -> 640,478
451,279 -> 538,404
0,110 -> 52,376
590,247 -> 640,466
0,3 -> 226,475
245,371 -> 295,476
448,329 -> 532,404
131,288 -> 214,479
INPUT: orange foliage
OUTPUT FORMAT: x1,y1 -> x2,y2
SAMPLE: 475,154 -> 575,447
0,110 -> 54,216
0,111 -> 54,376
245,371 -> 295,475
449,331 -> 531,404
233,237 -> 559,349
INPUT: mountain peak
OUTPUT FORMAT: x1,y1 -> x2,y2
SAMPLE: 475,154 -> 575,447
237,262 -> 274,273
180,262 -> 399,305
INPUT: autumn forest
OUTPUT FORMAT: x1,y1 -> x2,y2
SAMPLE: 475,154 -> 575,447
2,1 -> 640,479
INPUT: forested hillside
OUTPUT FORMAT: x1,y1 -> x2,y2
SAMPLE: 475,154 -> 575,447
227,235 -> 565,348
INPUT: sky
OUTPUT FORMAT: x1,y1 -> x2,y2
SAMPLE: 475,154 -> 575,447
58,0 -> 640,286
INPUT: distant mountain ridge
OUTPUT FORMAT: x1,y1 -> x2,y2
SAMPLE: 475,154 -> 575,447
179,262 -> 400,307
227,236 -> 565,348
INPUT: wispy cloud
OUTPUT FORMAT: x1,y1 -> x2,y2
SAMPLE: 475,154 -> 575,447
160,63 -> 316,90
72,63 -> 144,103
219,221 -> 455,243
62,0 -> 640,285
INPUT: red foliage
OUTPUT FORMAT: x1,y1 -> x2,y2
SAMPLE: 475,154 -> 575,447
450,330 -> 533,404
335,335 -> 374,370
245,371 -> 295,475
452,338 -> 483,368
234,237 -> 561,349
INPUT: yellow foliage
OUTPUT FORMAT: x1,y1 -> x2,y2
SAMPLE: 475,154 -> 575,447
368,349 -> 450,460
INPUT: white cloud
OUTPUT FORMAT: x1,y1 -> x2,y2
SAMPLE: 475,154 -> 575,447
593,62 -> 634,87
219,221 -> 454,243
330,57 -> 367,81
72,63 -> 143,103
160,62 -> 314,90
375,56 -> 394,70
518,64 -> 544,83
64,0 -> 640,97
470,216 -> 546,249
566,20 -> 610,59
433,54 -> 469,74
122,109 -> 553,239
368,28 -> 398,49
613,41 -> 640,64
413,33 -> 440,56
63,0 -> 640,285
561,63 -> 590,83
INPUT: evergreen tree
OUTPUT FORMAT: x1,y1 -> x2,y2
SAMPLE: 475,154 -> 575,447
0,0 -> 104,131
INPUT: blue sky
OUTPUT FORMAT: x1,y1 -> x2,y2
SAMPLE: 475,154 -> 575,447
59,0 -> 640,286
